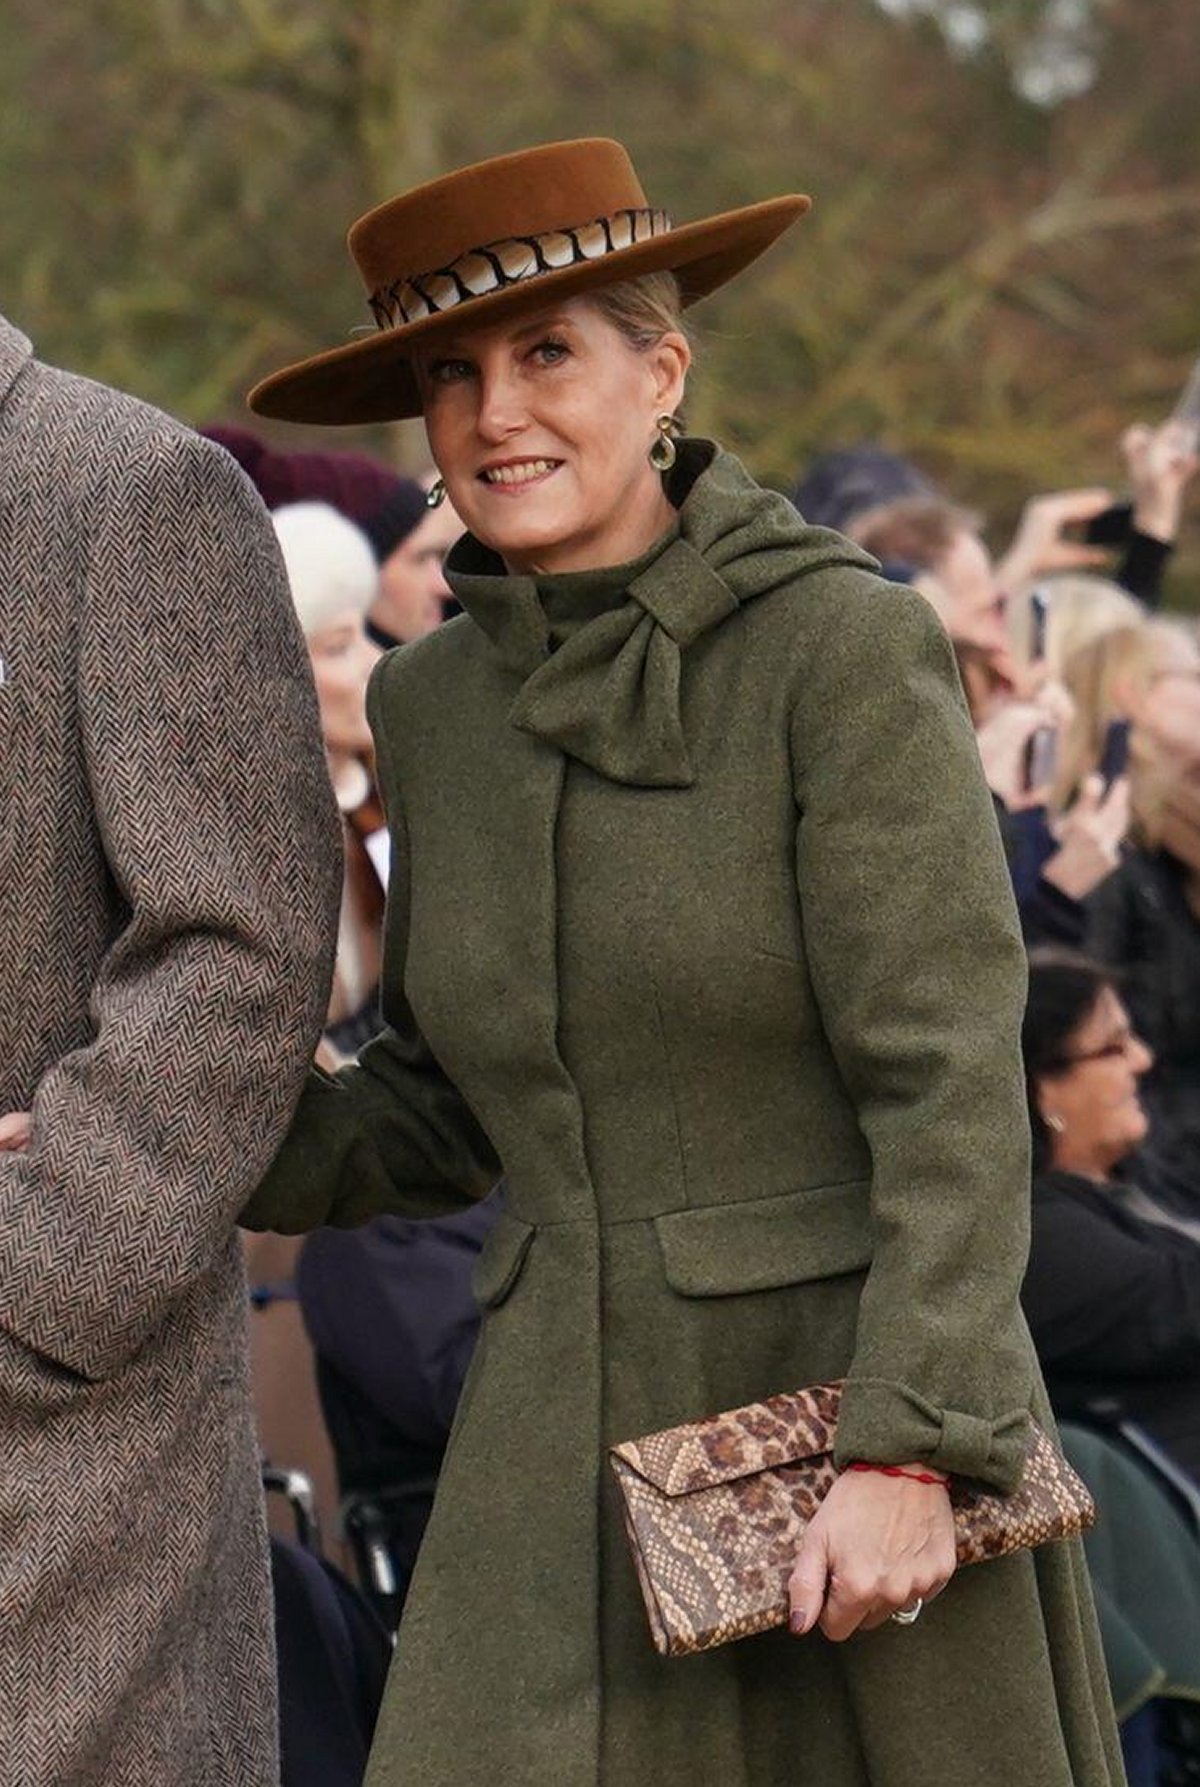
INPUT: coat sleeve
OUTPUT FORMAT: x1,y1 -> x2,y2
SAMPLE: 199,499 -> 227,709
788,578 -> 1034,1491
239,656 -> 502,1235
0,426 -> 341,1380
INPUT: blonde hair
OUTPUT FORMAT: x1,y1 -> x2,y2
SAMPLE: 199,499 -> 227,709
589,271 -> 689,353
1055,617 -> 1198,836
1007,574 -> 1144,681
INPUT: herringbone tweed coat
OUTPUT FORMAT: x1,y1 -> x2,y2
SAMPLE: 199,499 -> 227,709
245,444 -> 1124,1786
0,317 -> 341,1786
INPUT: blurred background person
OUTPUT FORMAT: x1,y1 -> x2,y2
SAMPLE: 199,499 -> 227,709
999,416 -> 1200,608
1056,618 -> 1200,1203
204,423 -> 400,522
362,477 -> 460,648
971,677 -> 1130,947
1006,575 -> 1145,687
272,500 -> 387,1055
247,500 -> 384,1563
1021,948 -> 1200,1480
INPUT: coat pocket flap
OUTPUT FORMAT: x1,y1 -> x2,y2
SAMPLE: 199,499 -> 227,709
655,1178 -> 873,1297
611,1381 -> 844,1495
471,1211 -> 535,1309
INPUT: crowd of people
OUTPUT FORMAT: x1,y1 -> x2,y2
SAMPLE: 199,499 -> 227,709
3,132 -> 1199,1787
225,393 -> 1200,1785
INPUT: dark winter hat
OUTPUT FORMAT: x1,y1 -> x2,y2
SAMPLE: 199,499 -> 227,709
202,424 -> 401,523
791,446 -> 936,536
361,476 -> 429,564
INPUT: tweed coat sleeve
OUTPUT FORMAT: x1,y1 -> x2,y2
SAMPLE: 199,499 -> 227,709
240,653 -> 501,1235
789,579 -> 1034,1492
0,426 -> 340,1380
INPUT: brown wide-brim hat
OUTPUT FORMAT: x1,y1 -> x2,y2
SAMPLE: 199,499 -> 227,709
249,138 -> 810,426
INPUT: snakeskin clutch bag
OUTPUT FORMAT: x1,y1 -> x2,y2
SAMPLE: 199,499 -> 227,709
610,1380 -> 1095,1657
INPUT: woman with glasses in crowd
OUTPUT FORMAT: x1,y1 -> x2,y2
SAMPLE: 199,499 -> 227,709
1023,947 -> 1200,1480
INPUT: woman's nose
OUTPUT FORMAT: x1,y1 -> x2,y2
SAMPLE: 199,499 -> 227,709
1131,1034 -> 1154,1074
475,366 -> 526,442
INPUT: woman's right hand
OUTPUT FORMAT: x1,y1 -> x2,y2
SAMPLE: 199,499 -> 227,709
1042,773 -> 1130,900
788,1465 -> 957,1640
974,699 -> 1053,809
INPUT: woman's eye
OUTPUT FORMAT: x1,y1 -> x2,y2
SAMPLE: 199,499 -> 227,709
533,337 -> 569,366
429,358 -> 474,385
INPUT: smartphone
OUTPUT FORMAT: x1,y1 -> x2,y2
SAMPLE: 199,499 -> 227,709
1083,501 -> 1134,547
1029,586 -> 1051,662
1171,351 -> 1200,450
1023,724 -> 1058,794
1099,718 -> 1131,789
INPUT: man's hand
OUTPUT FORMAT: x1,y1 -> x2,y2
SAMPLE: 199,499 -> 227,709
788,1466 -> 957,1641
996,488 -> 1114,595
1123,418 -> 1200,545
0,1112 -> 32,1153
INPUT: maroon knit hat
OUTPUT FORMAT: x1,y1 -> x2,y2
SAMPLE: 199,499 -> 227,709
203,424 -> 401,524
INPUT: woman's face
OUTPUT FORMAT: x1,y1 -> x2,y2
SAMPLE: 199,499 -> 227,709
418,296 -> 689,575
376,504 -> 456,644
1138,628 -> 1200,765
307,612 -> 381,758
1036,986 -> 1154,1181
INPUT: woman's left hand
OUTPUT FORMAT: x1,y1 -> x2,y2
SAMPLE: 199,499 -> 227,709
787,1466 -> 957,1641
0,1111 -> 32,1152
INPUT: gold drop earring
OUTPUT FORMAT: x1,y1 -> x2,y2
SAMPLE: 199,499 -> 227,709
648,414 -> 679,473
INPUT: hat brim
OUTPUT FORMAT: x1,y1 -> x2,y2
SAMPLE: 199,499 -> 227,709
248,194 -> 810,426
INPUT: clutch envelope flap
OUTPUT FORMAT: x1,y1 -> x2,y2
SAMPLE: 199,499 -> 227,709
610,1381 -> 842,1495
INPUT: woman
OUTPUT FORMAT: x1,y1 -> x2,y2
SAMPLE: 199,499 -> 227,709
1054,615 -> 1199,809
271,500 -> 387,1057
1058,619 -> 1200,1199
247,501 -> 386,1552
1007,574 -> 1144,688
243,139 -> 1121,1785
1021,947 -> 1200,1478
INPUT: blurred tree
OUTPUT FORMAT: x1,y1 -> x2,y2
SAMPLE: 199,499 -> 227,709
1,0 -> 1197,598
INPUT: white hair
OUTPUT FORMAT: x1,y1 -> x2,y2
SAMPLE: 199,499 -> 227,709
271,502 -> 379,638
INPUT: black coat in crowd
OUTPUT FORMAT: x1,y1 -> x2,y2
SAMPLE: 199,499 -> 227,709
1023,1168 -> 1200,1480
1088,848 -> 1200,1207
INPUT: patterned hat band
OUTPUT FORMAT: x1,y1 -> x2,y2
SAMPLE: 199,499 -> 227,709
369,207 -> 674,330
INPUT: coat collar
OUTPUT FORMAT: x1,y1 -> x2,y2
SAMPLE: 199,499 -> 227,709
446,440 -> 877,788
0,316 -> 34,414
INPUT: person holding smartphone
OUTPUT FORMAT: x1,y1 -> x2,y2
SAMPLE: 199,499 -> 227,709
1081,620 -> 1200,1210
967,591 -> 1131,946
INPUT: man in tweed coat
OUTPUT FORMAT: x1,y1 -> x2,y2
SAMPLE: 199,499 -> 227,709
0,313 -> 341,1785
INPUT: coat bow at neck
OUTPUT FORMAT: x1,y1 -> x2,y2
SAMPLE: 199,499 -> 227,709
445,441 -> 878,789
509,540 -> 738,788
448,534 -> 735,789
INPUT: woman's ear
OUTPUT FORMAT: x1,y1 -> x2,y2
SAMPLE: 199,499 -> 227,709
1032,1076 -> 1058,1129
649,330 -> 691,416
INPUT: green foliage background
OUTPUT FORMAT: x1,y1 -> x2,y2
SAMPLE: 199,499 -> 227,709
3,0 -> 1198,599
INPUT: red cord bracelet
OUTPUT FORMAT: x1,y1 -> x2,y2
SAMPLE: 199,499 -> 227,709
846,1463 -> 950,1488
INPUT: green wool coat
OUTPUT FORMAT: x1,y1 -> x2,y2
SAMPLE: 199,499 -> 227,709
244,443 -> 1125,1786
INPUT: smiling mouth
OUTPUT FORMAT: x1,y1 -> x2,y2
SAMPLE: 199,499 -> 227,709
478,458 -> 562,489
